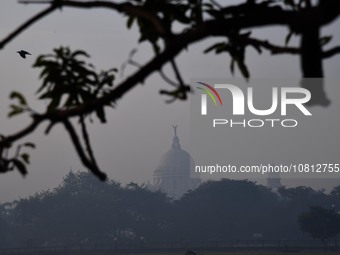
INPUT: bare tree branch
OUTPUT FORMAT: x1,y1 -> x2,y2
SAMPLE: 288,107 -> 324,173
19,0 -> 168,38
0,5 -> 58,50
245,38 -> 340,59
323,46 -> 340,59
79,116 -> 99,173
157,59 -> 189,102
245,37 -> 300,55
0,115 -> 45,146
170,59 -> 185,89
63,119 -> 107,181
159,69 -> 178,87
121,48 -> 178,88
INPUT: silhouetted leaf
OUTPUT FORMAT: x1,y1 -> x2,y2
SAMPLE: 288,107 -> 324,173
320,36 -> 332,46
8,105 -> 24,118
96,107 -> 107,123
20,153 -> 30,164
237,59 -> 250,78
72,50 -> 90,58
127,16 -> 135,29
9,91 -> 27,106
23,142 -> 36,149
204,42 -> 229,54
11,159 -> 27,176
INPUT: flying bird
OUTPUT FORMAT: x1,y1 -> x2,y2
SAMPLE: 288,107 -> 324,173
17,50 -> 31,59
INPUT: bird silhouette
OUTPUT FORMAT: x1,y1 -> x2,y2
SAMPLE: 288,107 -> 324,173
17,50 -> 31,59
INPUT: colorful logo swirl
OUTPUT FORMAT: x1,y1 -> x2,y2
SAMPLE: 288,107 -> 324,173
196,82 -> 223,106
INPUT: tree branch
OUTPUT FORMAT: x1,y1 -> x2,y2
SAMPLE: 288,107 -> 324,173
79,116 -> 98,172
245,37 -> 300,55
323,46 -> 340,59
159,69 -> 178,87
210,35 -> 340,59
158,59 -> 189,102
19,0 -> 168,38
0,115 -> 45,146
0,5 -> 58,50
63,119 -> 107,181
170,59 -> 185,89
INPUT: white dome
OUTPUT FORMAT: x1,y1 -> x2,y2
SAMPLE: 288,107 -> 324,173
154,146 -> 194,177
153,126 -> 201,198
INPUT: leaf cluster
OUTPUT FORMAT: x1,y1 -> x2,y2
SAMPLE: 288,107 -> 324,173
34,47 -> 117,122
0,138 -> 35,176
8,91 -> 30,118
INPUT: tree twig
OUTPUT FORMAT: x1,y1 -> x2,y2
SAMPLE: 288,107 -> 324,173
79,116 -> 98,172
63,119 -> 107,181
323,45 -> 340,59
0,5 -> 58,50
19,0 -> 168,38
245,37 -> 300,55
0,115 -> 45,147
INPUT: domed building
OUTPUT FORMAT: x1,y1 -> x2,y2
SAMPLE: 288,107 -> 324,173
153,126 -> 201,198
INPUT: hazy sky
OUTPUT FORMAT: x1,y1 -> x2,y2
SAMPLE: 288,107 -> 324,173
0,1 -> 340,202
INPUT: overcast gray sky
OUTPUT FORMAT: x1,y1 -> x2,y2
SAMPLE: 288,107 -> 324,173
0,1 -> 340,202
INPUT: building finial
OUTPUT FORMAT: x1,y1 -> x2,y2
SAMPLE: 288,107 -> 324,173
171,125 -> 181,149
173,125 -> 177,136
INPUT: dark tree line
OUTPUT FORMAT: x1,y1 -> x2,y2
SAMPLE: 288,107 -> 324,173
0,171 -> 339,248
299,206 -> 340,249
